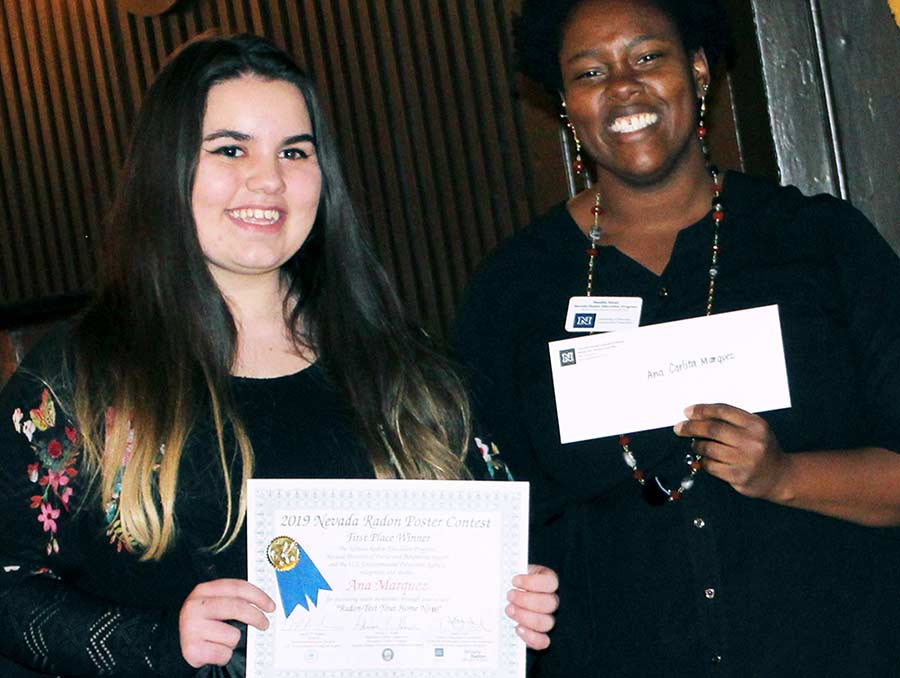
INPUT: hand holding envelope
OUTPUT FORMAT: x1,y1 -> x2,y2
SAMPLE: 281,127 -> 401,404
674,403 -> 790,501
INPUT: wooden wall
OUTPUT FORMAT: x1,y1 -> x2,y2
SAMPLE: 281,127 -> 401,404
748,0 -> 900,252
0,0 -> 746,337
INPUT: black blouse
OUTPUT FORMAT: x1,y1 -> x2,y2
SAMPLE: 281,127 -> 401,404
455,172 -> 900,677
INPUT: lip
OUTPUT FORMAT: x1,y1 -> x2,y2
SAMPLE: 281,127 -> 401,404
225,205 -> 287,232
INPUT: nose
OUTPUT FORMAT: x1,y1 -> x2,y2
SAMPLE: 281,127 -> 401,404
605,64 -> 642,101
246,156 -> 286,194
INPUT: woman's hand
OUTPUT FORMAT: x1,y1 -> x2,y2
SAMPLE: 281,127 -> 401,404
506,564 -> 559,650
674,403 -> 789,501
179,578 -> 276,668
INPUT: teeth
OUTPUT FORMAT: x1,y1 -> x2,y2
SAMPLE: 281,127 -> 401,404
609,112 -> 658,134
228,208 -> 281,224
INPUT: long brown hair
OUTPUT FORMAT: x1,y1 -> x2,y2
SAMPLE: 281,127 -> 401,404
72,34 -> 470,561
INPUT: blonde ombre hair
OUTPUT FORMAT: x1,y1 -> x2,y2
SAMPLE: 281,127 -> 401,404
71,34 -> 469,560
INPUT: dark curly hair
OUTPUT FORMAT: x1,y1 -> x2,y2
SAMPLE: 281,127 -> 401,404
514,0 -> 732,91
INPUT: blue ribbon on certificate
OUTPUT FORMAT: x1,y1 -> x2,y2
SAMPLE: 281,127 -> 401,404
267,536 -> 332,616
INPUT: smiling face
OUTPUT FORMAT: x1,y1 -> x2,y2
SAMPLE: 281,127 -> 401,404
560,0 -> 709,187
192,75 -> 322,290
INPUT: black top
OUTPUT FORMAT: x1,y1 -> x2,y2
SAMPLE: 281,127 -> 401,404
455,172 -> 900,677
0,333 -> 498,677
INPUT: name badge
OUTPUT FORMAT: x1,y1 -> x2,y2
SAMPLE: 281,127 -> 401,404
564,296 -> 643,333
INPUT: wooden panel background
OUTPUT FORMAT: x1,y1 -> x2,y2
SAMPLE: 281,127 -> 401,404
0,0 -> 750,337
749,0 -> 900,252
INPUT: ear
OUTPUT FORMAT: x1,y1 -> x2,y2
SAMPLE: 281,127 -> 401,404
691,48 -> 711,97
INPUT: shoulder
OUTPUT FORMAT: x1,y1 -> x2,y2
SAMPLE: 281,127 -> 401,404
726,171 -> 888,250
1,323 -> 83,559
458,202 -> 575,319
3,323 -> 77,405
470,203 -> 574,284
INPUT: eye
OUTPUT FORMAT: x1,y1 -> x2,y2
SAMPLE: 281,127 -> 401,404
280,147 -> 312,160
637,51 -> 664,65
574,67 -> 607,81
208,145 -> 245,158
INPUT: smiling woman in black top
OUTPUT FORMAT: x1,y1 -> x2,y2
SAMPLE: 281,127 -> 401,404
456,0 -> 900,675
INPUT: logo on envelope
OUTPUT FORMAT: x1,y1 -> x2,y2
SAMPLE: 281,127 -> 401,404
573,313 -> 596,328
559,348 -> 576,366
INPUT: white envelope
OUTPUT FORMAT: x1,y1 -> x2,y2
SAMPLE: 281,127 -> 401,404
548,305 -> 792,443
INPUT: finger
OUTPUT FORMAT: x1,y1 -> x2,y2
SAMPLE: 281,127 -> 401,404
192,579 -> 276,612
506,601 -> 556,633
183,640 -> 235,668
512,565 -> 559,594
507,587 -> 559,615
514,623 -> 551,651
674,418 -> 748,450
690,438 -> 741,464
190,619 -> 243,648
701,457 -> 736,483
684,403 -> 754,426
191,597 -> 271,630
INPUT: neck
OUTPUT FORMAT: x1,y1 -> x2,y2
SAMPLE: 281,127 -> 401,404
212,269 -> 286,328
211,269 -> 313,377
592,151 -> 713,235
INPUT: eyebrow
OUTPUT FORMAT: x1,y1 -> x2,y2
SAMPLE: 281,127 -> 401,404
565,33 -> 671,64
202,130 -> 317,146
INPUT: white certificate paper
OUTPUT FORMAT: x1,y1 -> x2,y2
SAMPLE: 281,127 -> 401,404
549,305 -> 792,443
247,479 -> 529,678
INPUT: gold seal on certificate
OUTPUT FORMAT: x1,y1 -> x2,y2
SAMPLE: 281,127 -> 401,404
267,536 -> 300,572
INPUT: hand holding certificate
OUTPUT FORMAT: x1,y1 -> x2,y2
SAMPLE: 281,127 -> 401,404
247,479 -> 533,678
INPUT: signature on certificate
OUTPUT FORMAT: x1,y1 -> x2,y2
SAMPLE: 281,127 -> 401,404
441,615 -> 491,634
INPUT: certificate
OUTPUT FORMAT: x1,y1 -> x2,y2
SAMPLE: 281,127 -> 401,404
246,479 -> 529,677
549,305 -> 792,443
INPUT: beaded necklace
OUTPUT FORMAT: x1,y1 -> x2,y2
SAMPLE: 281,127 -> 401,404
584,167 -> 724,505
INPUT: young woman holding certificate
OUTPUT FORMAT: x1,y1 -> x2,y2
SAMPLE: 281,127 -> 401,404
0,34 -> 557,677
455,0 -> 900,675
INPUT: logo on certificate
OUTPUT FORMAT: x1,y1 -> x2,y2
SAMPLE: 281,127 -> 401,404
559,348 -> 576,366
382,648 -> 394,662
573,313 -> 596,328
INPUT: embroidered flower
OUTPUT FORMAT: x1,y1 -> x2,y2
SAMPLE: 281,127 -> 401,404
43,468 -> 70,493
473,436 -> 514,481
13,387 -> 81,556
102,408 -> 147,554
37,503 -> 60,533
47,440 -> 63,459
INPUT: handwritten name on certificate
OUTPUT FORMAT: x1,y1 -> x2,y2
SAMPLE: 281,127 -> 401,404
247,479 -> 529,678
549,305 -> 792,443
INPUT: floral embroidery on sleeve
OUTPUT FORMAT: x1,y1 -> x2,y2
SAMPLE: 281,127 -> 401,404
474,436 -> 514,481
12,388 -> 80,556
